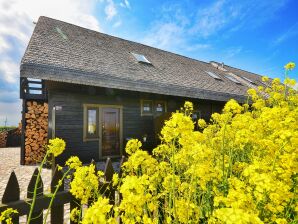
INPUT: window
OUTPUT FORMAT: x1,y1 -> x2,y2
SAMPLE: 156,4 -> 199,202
205,71 -> 222,80
141,100 -> 167,116
225,74 -> 241,84
131,52 -> 151,64
141,100 -> 153,116
241,76 -> 255,84
84,106 -> 99,140
155,101 -> 167,113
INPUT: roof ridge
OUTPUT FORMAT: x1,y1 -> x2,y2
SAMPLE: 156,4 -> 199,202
222,63 -> 264,78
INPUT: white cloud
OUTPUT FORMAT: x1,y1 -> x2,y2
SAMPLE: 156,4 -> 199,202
120,0 -> 130,9
0,58 -> 19,83
184,44 -> 211,52
0,101 -> 22,126
113,20 -> 122,28
142,23 -> 184,51
105,0 -> 117,20
189,0 -> 239,37
0,0 -> 101,125
0,0 -> 101,84
224,46 -> 243,59
273,22 -> 298,46
0,36 -> 11,53
189,0 -> 288,37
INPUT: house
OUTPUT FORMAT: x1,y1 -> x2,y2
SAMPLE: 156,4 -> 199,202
20,16 -> 264,165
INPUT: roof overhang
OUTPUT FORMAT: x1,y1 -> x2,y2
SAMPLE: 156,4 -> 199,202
21,63 -> 248,103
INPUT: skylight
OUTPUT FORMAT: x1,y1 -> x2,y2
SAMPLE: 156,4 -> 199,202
205,71 -> 222,80
131,53 -> 151,64
242,76 -> 255,84
56,27 -> 68,40
225,75 -> 241,84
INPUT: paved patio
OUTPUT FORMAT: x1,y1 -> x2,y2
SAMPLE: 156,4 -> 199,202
0,147 -> 66,223
0,147 -> 52,200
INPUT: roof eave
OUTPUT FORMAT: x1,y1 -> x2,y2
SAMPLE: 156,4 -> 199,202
20,63 -> 248,103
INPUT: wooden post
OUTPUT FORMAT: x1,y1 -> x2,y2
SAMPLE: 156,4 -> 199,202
20,99 -> 26,165
119,156 -> 127,177
104,157 -> 114,182
70,198 -> 80,224
103,158 -> 115,203
27,168 -> 44,224
50,166 -> 64,224
2,171 -> 20,224
51,106 -> 56,174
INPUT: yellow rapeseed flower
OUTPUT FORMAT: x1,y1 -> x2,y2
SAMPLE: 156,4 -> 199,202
284,61 -> 295,70
70,164 -> 98,204
70,207 -> 80,223
262,76 -> 269,82
125,139 -> 142,155
0,208 -> 18,224
47,138 -> 66,157
66,63 -> 298,223
82,197 -> 112,224
65,156 -> 82,170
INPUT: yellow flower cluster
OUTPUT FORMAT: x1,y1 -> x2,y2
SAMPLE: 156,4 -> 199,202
284,61 -> 295,70
114,67 -> 298,223
47,138 -> 66,157
0,208 -> 18,224
65,156 -> 82,170
66,63 -> 297,223
82,197 -> 114,224
125,139 -> 142,155
70,207 -> 80,223
70,164 -> 99,204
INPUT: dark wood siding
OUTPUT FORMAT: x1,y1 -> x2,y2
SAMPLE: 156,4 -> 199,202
46,81 -> 224,163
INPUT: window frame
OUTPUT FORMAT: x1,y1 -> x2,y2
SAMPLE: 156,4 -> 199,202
140,100 -> 167,116
154,101 -> 167,113
141,100 -> 154,116
83,105 -> 99,141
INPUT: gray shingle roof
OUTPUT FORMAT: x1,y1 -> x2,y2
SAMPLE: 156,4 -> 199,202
21,16 -> 264,103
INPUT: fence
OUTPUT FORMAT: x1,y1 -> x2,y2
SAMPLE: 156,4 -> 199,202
0,156 -> 127,224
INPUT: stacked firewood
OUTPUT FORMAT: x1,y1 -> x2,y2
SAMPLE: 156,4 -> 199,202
25,101 -> 48,164
0,131 -> 8,148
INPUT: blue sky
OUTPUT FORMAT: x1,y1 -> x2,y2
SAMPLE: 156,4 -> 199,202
0,0 -> 297,125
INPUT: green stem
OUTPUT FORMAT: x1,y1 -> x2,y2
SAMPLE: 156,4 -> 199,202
169,139 -> 178,224
43,169 -> 70,224
284,69 -> 288,99
221,122 -> 227,181
27,151 -> 49,224
271,142 -> 287,173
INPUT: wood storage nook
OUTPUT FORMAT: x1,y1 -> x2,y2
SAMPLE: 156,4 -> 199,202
24,101 -> 48,164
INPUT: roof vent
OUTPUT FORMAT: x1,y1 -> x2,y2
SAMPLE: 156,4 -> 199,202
210,61 -> 219,68
205,71 -> 222,80
210,61 -> 227,71
131,53 -> 151,64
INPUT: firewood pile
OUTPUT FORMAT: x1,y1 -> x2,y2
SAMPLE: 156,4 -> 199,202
6,123 -> 22,147
25,101 -> 48,164
0,131 -> 8,148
